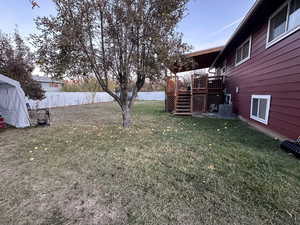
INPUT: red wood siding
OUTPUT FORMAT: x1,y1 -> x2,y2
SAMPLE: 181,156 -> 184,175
223,21 -> 300,139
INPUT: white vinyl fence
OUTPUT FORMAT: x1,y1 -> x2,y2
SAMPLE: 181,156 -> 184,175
27,92 -> 165,109
136,92 -> 165,101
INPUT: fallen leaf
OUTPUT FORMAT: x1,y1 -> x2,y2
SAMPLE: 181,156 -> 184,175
208,165 -> 215,170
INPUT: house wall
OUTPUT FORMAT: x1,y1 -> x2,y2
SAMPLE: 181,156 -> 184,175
221,15 -> 300,139
41,82 -> 63,92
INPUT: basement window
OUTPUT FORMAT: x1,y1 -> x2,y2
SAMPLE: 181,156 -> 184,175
267,0 -> 300,48
250,95 -> 271,125
235,36 -> 252,66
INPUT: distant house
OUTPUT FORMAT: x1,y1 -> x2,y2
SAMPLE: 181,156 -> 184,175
32,76 -> 64,92
212,0 -> 300,139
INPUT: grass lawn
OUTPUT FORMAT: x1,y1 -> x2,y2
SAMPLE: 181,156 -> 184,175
0,101 -> 299,225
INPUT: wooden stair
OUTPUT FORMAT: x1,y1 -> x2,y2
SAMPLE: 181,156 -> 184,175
174,91 -> 192,116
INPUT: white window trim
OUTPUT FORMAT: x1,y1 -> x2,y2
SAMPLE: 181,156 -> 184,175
250,95 -> 272,125
266,0 -> 300,49
235,36 -> 252,67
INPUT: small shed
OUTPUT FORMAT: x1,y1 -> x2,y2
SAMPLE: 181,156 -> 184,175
0,74 -> 30,128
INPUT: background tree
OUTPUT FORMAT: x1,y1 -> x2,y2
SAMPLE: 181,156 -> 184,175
0,30 -> 45,100
33,0 -> 190,127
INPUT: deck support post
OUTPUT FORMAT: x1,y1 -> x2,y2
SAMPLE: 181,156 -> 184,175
174,73 -> 177,113
191,74 -> 194,114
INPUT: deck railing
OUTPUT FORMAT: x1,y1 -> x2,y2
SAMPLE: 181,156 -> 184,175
167,75 -> 224,92
192,75 -> 223,90
207,76 -> 223,89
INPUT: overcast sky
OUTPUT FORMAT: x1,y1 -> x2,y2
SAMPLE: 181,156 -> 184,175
0,0 -> 256,51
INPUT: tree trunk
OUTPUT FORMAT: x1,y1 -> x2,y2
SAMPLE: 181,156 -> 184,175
122,106 -> 132,128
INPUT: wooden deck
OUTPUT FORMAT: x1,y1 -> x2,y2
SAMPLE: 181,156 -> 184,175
166,75 -> 224,115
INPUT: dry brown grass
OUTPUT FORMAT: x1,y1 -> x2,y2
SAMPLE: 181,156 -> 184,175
0,102 -> 299,225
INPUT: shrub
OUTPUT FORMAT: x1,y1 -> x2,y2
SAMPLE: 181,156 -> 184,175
62,78 -> 116,92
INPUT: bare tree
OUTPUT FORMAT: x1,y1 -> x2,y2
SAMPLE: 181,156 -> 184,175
32,0 -> 190,127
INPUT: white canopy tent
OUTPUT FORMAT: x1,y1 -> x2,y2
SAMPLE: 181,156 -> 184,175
0,74 -> 31,128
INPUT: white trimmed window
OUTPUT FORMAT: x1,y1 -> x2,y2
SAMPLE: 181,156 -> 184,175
250,95 -> 272,125
267,0 -> 300,48
235,36 -> 252,66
